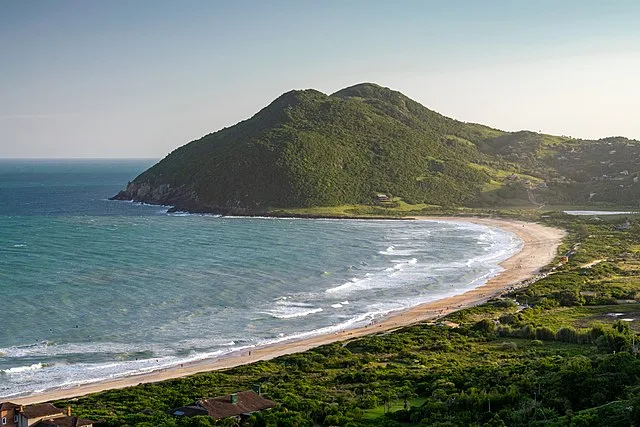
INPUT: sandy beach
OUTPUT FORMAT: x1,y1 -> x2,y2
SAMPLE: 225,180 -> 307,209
12,216 -> 565,405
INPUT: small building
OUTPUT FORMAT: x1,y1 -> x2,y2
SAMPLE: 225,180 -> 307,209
171,391 -> 277,422
579,291 -> 598,297
615,220 -> 631,231
16,404 -> 65,427
1,402 -> 20,427
0,403 -> 94,427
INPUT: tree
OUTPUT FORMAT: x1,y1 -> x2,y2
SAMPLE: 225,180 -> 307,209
382,390 -> 397,414
397,386 -> 417,410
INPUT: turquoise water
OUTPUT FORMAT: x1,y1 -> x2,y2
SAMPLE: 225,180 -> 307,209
564,210 -> 639,215
0,160 -> 521,398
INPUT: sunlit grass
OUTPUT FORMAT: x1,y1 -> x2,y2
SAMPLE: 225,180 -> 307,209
362,397 -> 427,420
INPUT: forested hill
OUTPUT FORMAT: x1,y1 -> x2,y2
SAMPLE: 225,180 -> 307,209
112,83 -> 640,213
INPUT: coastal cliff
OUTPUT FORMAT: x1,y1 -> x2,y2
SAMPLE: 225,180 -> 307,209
112,181 -> 257,215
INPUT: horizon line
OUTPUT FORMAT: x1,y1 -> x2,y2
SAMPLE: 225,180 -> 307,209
0,157 -> 161,160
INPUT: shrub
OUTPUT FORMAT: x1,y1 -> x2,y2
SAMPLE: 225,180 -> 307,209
500,342 -> 518,351
473,319 -> 496,334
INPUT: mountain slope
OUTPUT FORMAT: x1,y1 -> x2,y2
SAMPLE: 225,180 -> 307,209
112,83 -> 640,213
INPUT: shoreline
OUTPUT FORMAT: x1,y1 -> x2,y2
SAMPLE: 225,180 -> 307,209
10,216 -> 566,405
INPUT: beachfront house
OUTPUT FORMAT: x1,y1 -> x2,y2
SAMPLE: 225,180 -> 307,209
0,403 -> 94,427
171,390 -> 277,422
16,404 -> 65,427
1,402 -> 19,427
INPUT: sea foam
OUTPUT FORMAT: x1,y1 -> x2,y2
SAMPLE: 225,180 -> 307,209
1,363 -> 45,375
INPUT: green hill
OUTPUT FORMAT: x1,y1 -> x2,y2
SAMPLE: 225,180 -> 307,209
112,83 -> 640,213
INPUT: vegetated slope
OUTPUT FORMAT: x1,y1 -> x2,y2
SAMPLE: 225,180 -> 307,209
475,132 -> 640,207
112,83 -> 640,213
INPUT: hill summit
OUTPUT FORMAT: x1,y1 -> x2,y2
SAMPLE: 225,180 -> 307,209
112,83 -> 640,213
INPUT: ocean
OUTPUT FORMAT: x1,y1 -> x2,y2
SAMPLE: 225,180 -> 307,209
0,159 -> 522,398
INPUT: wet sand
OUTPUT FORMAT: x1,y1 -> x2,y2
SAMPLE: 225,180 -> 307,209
12,216 -> 565,405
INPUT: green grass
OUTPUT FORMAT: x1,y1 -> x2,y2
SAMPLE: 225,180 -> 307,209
483,337 -> 591,356
502,305 -> 640,331
362,397 -> 427,420
271,200 -> 446,217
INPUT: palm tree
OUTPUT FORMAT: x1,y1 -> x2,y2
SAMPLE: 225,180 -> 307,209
382,390 -> 396,413
398,386 -> 416,410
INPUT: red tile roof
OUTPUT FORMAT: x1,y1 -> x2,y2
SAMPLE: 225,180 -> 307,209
198,391 -> 276,419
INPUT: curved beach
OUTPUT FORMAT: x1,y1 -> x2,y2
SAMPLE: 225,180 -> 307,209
12,217 -> 565,405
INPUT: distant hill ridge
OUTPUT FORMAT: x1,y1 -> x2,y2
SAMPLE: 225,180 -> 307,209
112,83 -> 640,213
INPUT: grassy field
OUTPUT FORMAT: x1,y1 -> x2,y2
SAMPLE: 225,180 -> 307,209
362,397 -> 427,420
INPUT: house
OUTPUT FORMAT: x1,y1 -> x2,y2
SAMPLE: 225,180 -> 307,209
16,404 -> 65,427
615,220 -> 631,231
580,291 -> 598,297
0,403 -> 94,427
171,390 -> 277,422
1,402 -> 19,427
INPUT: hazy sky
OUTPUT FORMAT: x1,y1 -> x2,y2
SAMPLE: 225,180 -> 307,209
1,0 -> 639,158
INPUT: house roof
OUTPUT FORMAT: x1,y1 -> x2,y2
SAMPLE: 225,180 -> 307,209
36,415 -> 95,427
1,402 -> 20,411
19,403 -> 65,419
170,405 -> 209,417
198,391 -> 276,419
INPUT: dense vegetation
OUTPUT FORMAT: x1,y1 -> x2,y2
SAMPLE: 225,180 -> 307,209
56,213 -> 640,426
112,83 -> 640,214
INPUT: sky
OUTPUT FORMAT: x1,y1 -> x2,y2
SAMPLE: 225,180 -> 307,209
1,0 -> 639,158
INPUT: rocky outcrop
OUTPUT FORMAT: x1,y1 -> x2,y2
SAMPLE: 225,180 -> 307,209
112,182 -> 171,201
110,181 -> 265,215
